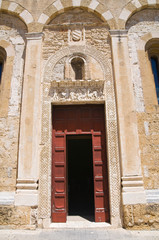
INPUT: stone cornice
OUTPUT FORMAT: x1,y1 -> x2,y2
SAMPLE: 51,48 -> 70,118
25,32 -> 44,40
109,30 -> 128,37
51,79 -> 105,88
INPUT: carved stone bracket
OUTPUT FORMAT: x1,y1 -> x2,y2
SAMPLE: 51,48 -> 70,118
49,79 -> 105,102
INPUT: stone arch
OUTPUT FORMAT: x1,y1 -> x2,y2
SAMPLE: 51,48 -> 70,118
44,45 -> 110,82
38,0 -> 116,29
119,0 -> 159,29
0,39 -> 15,117
0,0 -> 34,29
138,33 -> 159,51
0,39 -> 15,57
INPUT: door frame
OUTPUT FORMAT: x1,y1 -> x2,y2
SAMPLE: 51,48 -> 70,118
51,105 -> 110,223
39,102 -> 121,227
39,43 -> 121,228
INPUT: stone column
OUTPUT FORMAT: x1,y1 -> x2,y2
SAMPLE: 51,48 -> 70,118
15,33 -> 43,206
110,30 -> 146,205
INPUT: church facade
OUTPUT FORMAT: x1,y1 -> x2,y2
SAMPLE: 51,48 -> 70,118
0,0 -> 159,230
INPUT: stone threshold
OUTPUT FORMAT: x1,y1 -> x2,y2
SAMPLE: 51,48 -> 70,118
50,216 -> 113,229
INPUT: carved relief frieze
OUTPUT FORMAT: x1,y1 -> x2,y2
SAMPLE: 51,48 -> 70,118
48,80 -> 105,102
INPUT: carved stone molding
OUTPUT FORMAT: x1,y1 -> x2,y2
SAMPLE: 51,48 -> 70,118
25,32 -> 44,41
49,79 -> 105,102
16,179 -> 38,190
43,45 -> 109,83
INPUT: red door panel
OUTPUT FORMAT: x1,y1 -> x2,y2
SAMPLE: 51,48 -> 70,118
52,105 -> 109,223
52,132 -> 66,222
92,132 -> 109,222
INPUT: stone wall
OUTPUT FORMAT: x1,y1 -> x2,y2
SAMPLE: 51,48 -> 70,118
0,13 -> 26,192
43,8 -> 111,61
127,9 -> 159,190
123,204 -> 159,230
0,206 -> 37,229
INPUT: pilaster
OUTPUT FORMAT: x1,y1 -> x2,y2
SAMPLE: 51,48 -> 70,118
110,30 -> 146,205
15,32 -> 43,206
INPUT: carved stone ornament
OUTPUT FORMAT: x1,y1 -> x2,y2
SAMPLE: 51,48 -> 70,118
49,79 -> 105,102
71,29 -> 82,41
68,28 -> 85,44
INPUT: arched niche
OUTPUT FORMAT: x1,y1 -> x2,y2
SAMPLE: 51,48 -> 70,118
52,52 -> 104,81
126,9 -> 159,30
0,12 -> 27,36
70,57 -> 85,80
49,8 -> 104,25
119,0 -> 159,29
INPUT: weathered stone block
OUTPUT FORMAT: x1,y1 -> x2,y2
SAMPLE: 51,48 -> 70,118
124,204 -> 159,229
0,206 -> 31,228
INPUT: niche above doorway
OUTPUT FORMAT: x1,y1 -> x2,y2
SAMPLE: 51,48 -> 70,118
52,53 -> 104,81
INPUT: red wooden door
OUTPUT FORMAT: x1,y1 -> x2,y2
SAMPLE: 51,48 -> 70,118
52,132 -> 67,222
52,105 -> 109,223
92,131 -> 109,222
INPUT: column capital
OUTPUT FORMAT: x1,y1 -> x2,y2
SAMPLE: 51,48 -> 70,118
25,32 -> 44,41
109,30 -> 128,38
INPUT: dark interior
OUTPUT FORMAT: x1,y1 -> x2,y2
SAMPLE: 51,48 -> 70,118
67,135 -> 94,220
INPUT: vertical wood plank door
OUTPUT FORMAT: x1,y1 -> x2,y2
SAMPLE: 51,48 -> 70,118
52,105 -> 109,223
92,131 -> 109,222
52,131 -> 66,222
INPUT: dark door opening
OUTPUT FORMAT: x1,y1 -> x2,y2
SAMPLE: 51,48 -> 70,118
67,135 -> 95,220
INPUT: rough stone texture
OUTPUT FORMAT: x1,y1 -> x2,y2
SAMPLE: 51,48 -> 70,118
0,206 -> 36,229
123,204 -> 159,229
137,111 -> 159,189
0,13 -> 26,192
127,9 -> 159,189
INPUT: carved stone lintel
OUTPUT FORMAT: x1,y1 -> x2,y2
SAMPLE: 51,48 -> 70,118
48,79 -> 105,102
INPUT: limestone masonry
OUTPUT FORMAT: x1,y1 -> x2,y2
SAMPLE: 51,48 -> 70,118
0,0 -> 159,230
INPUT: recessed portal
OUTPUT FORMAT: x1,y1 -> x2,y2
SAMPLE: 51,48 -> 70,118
52,105 -> 109,223
67,135 -> 94,220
